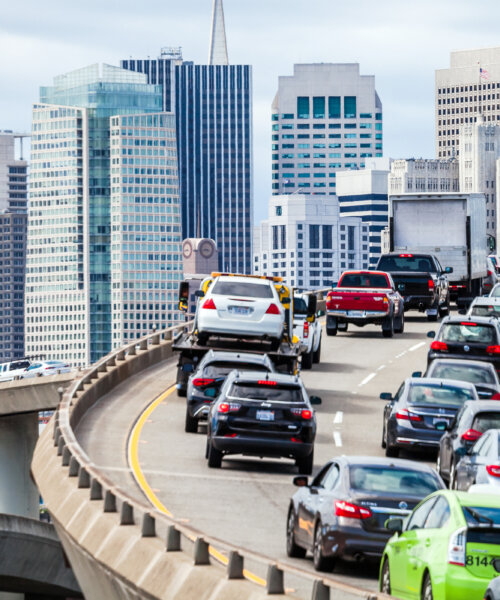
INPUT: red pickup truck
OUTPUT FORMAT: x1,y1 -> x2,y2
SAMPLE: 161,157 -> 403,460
326,271 -> 405,338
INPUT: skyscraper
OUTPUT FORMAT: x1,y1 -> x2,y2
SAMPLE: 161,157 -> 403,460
272,64 -> 383,196
26,64 -> 182,366
0,132 -> 28,361
120,0 -> 253,274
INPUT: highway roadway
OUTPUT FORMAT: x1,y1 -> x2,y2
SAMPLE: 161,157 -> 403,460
76,314 -> 438,596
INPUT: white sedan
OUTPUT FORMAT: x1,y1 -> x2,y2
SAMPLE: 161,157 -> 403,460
196,276 -> 285,348
21,360 -> 72,378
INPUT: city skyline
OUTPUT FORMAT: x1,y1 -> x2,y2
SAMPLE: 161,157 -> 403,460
2,0 -> 500,224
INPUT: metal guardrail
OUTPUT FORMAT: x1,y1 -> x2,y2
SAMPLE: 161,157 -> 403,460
50,295 -> 394,600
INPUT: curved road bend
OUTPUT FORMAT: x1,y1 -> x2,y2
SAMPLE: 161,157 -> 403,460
76,316 -> 436,594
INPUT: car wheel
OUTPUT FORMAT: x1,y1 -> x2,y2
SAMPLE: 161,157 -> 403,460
184,409 -> 198,433
421,572 -> 433,600
380,558 -> 391,594
394,312 -> 405,334
439,303 -> 449,318
326,327 -> 337,337
427,313 -> 438,322
313,521 -> 335,572
177,387 -> 187,398
337,322 -> 348,332
296,450 -> 314,475
313,340 -> 321,364
381,422 -> 387,449
385,434 -> 399,457
286,507 -> 306,558
207,442 -> 222,468
301,349 -> 313,370
382,316 -> 394,338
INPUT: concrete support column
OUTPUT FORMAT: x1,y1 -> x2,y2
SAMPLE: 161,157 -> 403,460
0,413 -> 38,519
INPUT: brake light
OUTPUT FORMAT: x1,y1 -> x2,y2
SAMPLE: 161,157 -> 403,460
290,437 -> 303,443
335,500 -> 372,520
291,408 -> 313,420
258,380 -> 277,386
428,279 -> 435,291
396,409 -> 422,422
303,321 -> 309,338
492,393 -> 500,400
486,345 -> 500,355
460,322 -> 477,326
266,303 -> 281,315
399,254 -> 413,258
448,527 -> 466,566
202,298 -> 216,310
486,465 -> 500,477
218,402 -> 230,413
431,341 -> 448,351
192,378 -> 215,387
218,402 -> 240,414
461,429 -> 482,442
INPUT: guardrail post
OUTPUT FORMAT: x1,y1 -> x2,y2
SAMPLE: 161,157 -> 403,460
57,437 -> 65,456
68,455 -> 79,477
120,501 -> 134,525
193,538 -> 210,565
62,446 -> 71,466
142,513 -> 155,537
90,478 -> 102,501
128,346 -> 136,356
227,551 -> 244,579
311,580 -> 329,600
103,490 -> 116,513
78,466 -> 90,489
166,525 -> 181,551
53,426 -> 61,446
140,339 -> 148,351
266,565 -> 284,595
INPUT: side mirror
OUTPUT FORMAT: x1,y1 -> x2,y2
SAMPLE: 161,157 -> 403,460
445,266 -> 454,274
293,476 -> 309,487
412,371 -> 422,378
194,289 -> 205,298
178,281 -> 190,312
310,396 -> 322,405
380,392 -> 393,401
385,517 -> 403,534
427,331 -> 436,338
307,295 -> 318,317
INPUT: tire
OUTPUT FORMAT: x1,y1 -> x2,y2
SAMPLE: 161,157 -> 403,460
286,507 -> 306,558
207,441 -> 222,468
380,558 -> 391,595
439,301 -> 450,318
427,313 -> 438,322
385,433 -> 399,457
313,339 -> 321,364
184,409 -> 198,433
421,572 -> 433,600
394,312 -> 405,334
313,521 -> 335,572
337,322 -> 348,332
301,349 -> 313,370
381,422 -> 387,449
177,387 -> 187,398
197,332 -> 209,345
326,327 -> 337,337
382,315 -> 394,338
296,450 -> 314,475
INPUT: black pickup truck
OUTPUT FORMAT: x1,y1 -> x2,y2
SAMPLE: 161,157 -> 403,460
376,253 -> 452,322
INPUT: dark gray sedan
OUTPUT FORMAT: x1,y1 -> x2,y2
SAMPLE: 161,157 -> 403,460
455,428 -> 500,491
286,456 -> 444,571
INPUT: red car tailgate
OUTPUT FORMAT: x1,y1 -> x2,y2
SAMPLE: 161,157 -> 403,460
327,289 -> 389,312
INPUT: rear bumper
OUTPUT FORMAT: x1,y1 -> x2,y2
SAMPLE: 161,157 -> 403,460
388,420 -> 445,449
444,565 -> 491,600
211,435 -> 313,459
402,295 -> 435,310
198,314 -> 283,340
322,523 -> 390,559
327,312 -> 387,328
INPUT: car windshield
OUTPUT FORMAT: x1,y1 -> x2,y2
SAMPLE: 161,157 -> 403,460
349,466 -> 440,495
440,323 -> 497,344
211,281 -> 273,298
470,304 -> 500,318
294,297 -> 308,315
408,383 -> 474,407
229,382 -> 303,402
429,365 -> 496,385
377,256 -> 435,273
203,362 -> 270,378
338,273 -> 390,288
472,412 -> 500,433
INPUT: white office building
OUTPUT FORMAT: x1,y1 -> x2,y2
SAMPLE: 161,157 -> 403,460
389,159 -> 459,195
253,194 -> 368,289
272,64 -> 383,196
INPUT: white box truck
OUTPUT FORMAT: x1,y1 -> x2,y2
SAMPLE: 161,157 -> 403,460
387,193 -> 488,304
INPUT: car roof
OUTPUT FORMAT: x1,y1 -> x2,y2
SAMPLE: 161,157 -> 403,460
442,315 -> 499,326
228,370 -> 302,385
334,455 -> 438,473
462,400 -> 500,413
470,297 -> 500,307
454,490 -> 500,508
427,358 -> 495,371
407,377 -> 477,391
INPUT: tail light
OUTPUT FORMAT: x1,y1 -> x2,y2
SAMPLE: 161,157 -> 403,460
258,380 -> 277,386
192,378 -> 216,387
488,270 -> 494,277
460,322 -> 477,326
335,500 -> 372,520
266,303 -> 281,315
448,527 -> 466,566
431,341 -> 448,351
303,321 -> 310,338
428,279 -> 435,292
461,429 -> 482,442
292,408 -> 312,420
202,298 -> 216,310
486,345 -> 500,355
218,402 -> 240,414
486,465 -> 500,477
492,393 -> 500,400
396,409 -> 422,422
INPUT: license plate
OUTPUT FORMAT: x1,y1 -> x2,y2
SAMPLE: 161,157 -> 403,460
229,306 -> 251,315
349,310 -> 364,317
256,410 -> 274,421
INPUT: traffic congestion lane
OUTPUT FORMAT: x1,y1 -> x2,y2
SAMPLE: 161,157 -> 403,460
130,315 -> 433,592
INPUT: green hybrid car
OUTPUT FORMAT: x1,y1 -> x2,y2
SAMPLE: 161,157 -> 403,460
379,490 -> 500,600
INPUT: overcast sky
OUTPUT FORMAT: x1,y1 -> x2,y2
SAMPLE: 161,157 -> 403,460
2,0 -> 500,223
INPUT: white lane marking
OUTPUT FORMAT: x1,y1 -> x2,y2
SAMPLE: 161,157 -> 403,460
377,365 -> 386,371
333,411 -> 343,425
409,341 -> 426,352
395,351 -> 407,359
333,431 -> 343,447
359,372 -> 376,387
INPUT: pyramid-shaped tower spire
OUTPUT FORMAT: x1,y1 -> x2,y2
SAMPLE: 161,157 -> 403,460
209,0 -> 229,65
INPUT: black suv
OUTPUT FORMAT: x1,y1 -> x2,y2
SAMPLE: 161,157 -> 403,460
206,371 -> 320,473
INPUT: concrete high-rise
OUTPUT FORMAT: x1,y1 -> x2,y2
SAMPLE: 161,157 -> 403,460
436,47 -> 500,158
120,0 -> 253,274
0,132 -> 28,361
26,64 -> 182,366
272,63 -> 383,196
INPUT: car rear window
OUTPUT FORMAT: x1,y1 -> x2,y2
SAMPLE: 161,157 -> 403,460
338,273 -> 390,288
229,382 -> 303,402
440,323 -> 497,344
211,281 -> 274,298
294,297 -> 308,314
463,506 -> 500,528
429,365 -> 496,385
472,412 -> 500,433
409,383 -> 475,407
377,256 -> 434,273
9,361 -> 30,370
349,466 -> 440,495
470,304 -> 500,318
203,362 -> 270,378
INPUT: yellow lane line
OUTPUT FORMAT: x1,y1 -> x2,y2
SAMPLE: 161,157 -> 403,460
127,386 -> 266,587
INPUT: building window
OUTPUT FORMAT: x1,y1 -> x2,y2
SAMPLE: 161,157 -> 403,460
313,97 -> 325,119
348,226 -> 356,251
297,97 -> 310,119
280,225 -> 286,249
344,96 -> 357,119
309,225 -> 320,249
328,96 -> 341,119
276,206 -> 282,216
272,226 -> 279,250
323,225 -> 333,249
